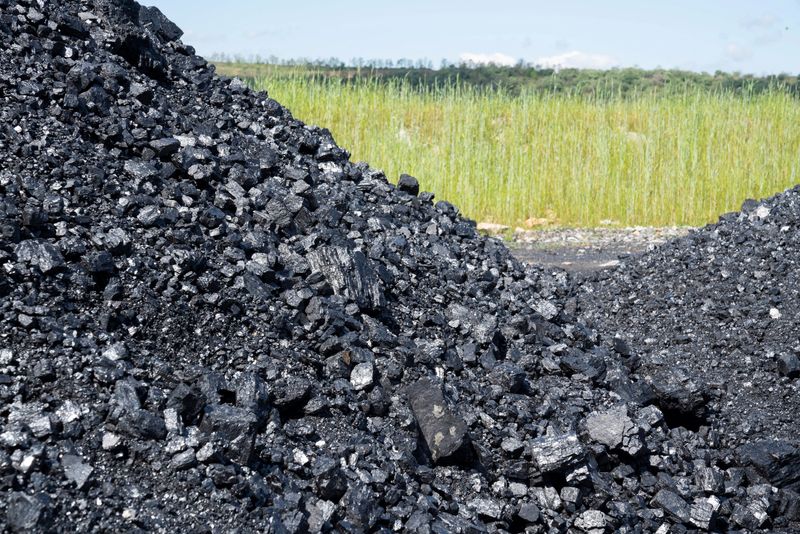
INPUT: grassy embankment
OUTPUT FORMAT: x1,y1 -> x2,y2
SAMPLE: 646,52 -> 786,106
216,63 -> 800,228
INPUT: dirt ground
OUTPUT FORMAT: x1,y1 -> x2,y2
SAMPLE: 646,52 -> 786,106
502,226 -> 693,273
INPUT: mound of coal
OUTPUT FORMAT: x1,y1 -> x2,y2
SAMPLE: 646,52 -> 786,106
0,0 -> 798,532
579,191 -> 800,529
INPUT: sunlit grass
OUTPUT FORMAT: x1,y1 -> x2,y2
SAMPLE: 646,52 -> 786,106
218,64 -> 800,227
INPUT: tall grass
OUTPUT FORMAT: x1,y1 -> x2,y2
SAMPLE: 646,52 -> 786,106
239,67 -> 800,227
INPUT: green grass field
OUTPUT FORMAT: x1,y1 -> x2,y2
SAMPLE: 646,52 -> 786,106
217,63 -> 800,227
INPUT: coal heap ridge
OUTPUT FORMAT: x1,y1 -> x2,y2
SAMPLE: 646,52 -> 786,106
0,0 -> 798,532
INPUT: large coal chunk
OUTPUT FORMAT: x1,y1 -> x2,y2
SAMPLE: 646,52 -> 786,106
15,240 -> 64,274
737,440 -> 800,490
584,405 -> 644,456
199,404 -> 258,465
652,489 -> 691,524
406,378 -> 472,465
649,367 -> 708,430
307,245 -> 385,310
138,5 -> 184,41
529,434 -> 586,474
118,409 -> 167,440
397,174 -> 420,196
6,492 -> 51,531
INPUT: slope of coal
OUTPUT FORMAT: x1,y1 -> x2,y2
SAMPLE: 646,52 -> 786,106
578,191 -> 800,528
0,0 -> 798,532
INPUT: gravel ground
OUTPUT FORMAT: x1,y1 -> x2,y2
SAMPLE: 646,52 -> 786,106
499,227 -> 694,273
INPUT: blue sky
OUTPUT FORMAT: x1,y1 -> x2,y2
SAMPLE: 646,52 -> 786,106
146,1 -> 800,74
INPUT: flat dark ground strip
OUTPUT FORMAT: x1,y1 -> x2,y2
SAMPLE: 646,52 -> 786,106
504,227 -> 693,273
510,244 -> 631,273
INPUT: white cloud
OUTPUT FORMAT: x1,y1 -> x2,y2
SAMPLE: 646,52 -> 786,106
458,52 -> 517,67
741,14 -> 784,45
742,14 -> 778,30
534,51 -> 618,70
725,42 -> 752,62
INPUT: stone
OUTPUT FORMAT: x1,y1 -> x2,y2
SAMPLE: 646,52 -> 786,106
517,502 -> 540,523
777,353 -> 800,379
406,378 -> 472,465
584,405 -> 644,456
652,489 -> 690,524
350,362 -> 375,391
529,434 -> 585,474
6,492 -> 50,531
102,433 -> 122,451
62,454 -> 93,490
198,404 -> 258,464
15,240 -> 64,273
397,173 -> 419,196
574,510 -> 608,533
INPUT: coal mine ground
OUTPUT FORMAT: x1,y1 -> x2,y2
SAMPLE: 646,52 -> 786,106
1,1 -> 799,533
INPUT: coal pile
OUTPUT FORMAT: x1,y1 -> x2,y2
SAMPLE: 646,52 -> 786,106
578,191 -> 800,531
0,0 -> 798,532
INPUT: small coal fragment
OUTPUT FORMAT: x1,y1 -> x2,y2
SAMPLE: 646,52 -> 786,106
350,362 -> 375,391
406,378 -> 472,465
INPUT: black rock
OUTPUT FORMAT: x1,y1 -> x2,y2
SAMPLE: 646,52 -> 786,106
529,434 -> 586,474
737,440 -> 800,490
199,404 -> 258,464
653,489 -> 691,524
397,174 -> 420,196
406,378 -> 472,465
15,240 -> 64,274
307,245 -> 385,310
777,353 -> 800,379
150,137 -> 181,158
118,409 -> 167,440
6,492 -> 50,531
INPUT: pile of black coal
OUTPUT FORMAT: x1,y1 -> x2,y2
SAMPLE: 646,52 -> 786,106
578,191 -> 800,532
0,0 -> 797,532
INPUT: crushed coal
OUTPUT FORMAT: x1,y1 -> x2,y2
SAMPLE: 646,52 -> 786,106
0,0 -> 798,532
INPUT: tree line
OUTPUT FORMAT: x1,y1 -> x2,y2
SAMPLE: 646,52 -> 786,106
209,55 -> 800,98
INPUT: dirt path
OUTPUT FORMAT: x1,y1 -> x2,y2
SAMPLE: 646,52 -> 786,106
500,226 -> 693,272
